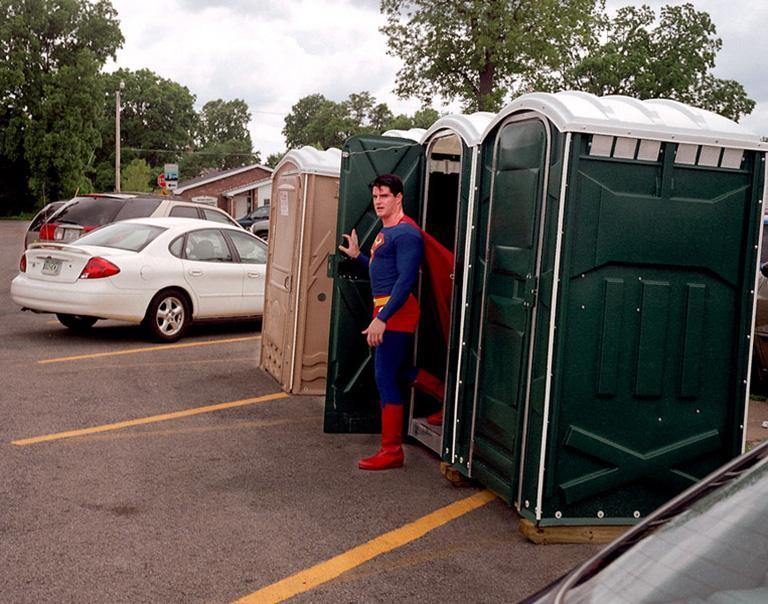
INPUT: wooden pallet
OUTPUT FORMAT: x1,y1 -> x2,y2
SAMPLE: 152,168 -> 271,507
519,518 -> 629,545
439,462 -> 475,487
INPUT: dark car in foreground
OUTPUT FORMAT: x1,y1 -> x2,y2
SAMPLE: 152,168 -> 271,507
39,193 -> 241,244
521,439 -> 768,603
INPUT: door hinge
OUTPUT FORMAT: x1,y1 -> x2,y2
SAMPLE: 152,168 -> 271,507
524,275 -> 539,307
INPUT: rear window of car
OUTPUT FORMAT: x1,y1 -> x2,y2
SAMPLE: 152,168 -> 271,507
75,222 -> 166,251
29,201 -> 66,231
203,207 -> 238,226
114,197 -> 162,220
50,196 -> 125,226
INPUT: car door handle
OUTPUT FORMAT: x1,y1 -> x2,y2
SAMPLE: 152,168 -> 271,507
247,271 -> 263,278
188,269 -> 203,277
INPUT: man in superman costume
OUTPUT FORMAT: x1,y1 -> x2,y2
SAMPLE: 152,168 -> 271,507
339,174 -> 452,471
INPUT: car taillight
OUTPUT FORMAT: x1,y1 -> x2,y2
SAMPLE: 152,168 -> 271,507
82,225 -> 97,233
20,254 -> 26,272
79,257 -> 120,279
39,223 -> 57,240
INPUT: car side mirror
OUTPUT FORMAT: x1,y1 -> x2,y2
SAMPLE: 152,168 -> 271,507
761,262 -> 768,278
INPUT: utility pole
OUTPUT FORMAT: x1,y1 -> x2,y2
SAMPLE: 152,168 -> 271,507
115,80 -> 124,192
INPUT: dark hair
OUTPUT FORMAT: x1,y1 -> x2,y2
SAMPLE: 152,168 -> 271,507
371,173 -> 403,196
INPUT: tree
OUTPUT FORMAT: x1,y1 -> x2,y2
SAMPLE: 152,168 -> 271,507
282,92 -> 440,150
121,158 -> 152,192
283,94 -> 334,149
380,0 -> 603,112
197,99 -> 252,148
0,0 -> 123,213
179,98 -> 258,176
556,4 -> 754,120
92,68 -> 198,190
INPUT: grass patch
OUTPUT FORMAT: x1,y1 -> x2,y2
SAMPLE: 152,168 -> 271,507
1,213 -> 34,221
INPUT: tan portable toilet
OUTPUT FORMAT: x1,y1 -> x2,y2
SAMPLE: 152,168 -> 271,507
260,147 -> 342,394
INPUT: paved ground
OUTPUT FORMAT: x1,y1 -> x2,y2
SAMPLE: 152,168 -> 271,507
3,218 -> 767,603
0,220 -> 600,603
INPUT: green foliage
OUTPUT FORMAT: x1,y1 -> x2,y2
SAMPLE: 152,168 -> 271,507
121,158 -> 152,192
555,3 -> 755,120
282,92 -> 442,150
266,151 -> 286,169
178,139 -> 259,179
380,0 -> 604,112
92,68 -> 198,190
0,0 -> 123,213
177,98 -> 259,177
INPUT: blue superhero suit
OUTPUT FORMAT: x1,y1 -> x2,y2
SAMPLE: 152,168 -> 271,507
356,219 -> 423,405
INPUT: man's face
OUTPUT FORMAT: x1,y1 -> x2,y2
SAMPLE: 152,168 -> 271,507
372,185 -> 402,220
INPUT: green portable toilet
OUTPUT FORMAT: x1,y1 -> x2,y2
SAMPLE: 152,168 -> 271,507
323,115 -> 494,444
451,91 -> 766,529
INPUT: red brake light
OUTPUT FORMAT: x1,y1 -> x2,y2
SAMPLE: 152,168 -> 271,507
79,257 -> 120,279
39,223 -> 57,240
82,225 -> 97,233
20,254 -> 26,272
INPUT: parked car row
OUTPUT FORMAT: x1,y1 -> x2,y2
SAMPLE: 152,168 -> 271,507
12,217 -> 268,342
24,193 -> 243,248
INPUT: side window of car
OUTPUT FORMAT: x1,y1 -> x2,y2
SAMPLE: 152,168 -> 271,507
169,206 -> 200,219
202,208 -> 237,226
185,229 -> 233,262
228,231 -> 267,264
169,235 -> 184,258
115,198 -> 162,220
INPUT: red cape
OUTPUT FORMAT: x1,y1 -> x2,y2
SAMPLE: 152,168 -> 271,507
401,216 -> 454,344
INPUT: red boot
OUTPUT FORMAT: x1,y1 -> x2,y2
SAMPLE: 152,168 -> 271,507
358,404 -> 404,470
412,369 -> 445,402
412,369 -> 445,427
426,409 -> 443,426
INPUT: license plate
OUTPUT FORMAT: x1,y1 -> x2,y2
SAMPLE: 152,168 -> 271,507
42,257 -> 61,275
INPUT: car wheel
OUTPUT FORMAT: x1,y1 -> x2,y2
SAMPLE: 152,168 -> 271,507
143,289 -> 190,342
254,230 -> 268,241
56,313 -> 98,330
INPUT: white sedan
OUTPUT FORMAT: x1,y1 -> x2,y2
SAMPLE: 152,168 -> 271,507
11,217 -> 268,342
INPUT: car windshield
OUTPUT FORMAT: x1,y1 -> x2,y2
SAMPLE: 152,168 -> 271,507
74,222 -> 166,252
50,196 -> 125,226
563,459 -> 768,603
252,206 -> 270,219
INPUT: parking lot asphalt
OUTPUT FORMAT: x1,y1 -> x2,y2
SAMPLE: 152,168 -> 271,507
6,218 -> 768,603
1,220 -> 603,603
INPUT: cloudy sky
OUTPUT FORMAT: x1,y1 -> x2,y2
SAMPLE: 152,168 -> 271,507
107,0 -> 767,159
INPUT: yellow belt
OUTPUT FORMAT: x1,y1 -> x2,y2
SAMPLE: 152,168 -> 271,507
373,295 -> 390,308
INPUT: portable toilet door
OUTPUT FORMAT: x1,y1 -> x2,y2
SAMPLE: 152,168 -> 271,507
404,113 -> 495,457
260,147 -> 342,394
445,106 -> 566,503
324,132 -> 424,432
460,91 -> 766,526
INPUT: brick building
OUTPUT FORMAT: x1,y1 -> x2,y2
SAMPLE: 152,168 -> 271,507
174,163 -> 273,219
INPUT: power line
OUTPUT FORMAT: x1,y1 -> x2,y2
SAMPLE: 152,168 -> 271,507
123,147 -> 261,157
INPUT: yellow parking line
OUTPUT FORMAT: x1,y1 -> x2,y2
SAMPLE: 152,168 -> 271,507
234,490 -> 496,604
11,391 -> 288,446
38,335 -> 261,364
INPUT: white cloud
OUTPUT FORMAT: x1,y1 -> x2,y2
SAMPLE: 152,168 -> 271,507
109,0 -> 767,158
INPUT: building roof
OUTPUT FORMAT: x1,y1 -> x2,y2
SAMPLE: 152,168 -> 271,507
222,177 -> 273,197
420,112 -> 495,147
484,91 -> 765,150
175,163 -> 273,194
274,146 -> 342,177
